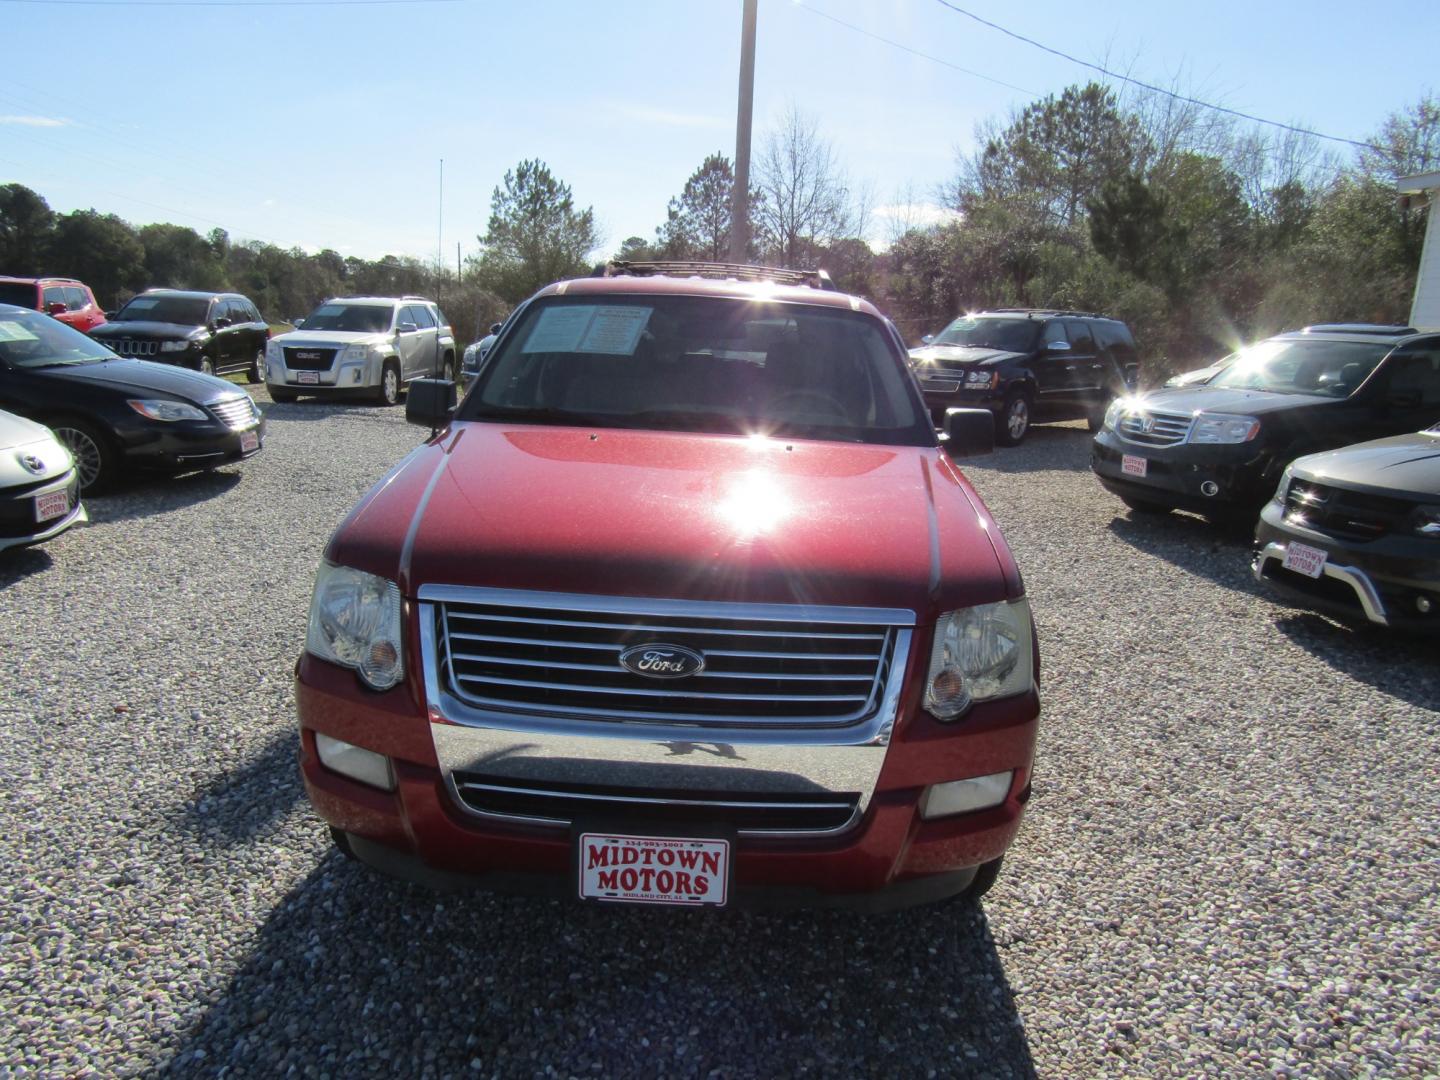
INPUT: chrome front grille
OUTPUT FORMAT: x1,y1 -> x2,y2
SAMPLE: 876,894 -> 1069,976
427,587 -> 911,728
109,338 -> 160,357
208,396 -> 258,430
1118,409 -> 1193,446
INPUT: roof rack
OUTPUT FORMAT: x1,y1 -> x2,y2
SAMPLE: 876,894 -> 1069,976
1299,323 -> 1418,336
986,307 -> 1107,319
602,260 -> 837,291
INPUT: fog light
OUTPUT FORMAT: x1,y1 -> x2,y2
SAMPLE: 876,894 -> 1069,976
1201,481 -> 1220,497
315,732 -> 395,791
919,771 -> 1014,820
1418,596 -> 1433,614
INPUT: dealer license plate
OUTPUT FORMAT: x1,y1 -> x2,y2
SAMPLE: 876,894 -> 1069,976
297,371 -> 319,384
577,832 -> 730,907
240,430 -> 259,453
34,489 -> 69,522
1282,541 -> 1328,579
1121,454 -> 1148,478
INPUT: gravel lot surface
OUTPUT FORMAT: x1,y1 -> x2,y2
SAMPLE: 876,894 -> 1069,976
1,397 -> 1436,1078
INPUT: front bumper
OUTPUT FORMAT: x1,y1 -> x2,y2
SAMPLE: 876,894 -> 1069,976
916,379 -> 1003,419
1091,430 -> 1273,511
295,649 -> 1039,908
267,350 -> 383,392
0,469 -> 86,551
117,416 -> 265,472
1253,504 -> 1440,632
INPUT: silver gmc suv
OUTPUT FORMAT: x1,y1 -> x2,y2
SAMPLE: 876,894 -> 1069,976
266,296 -> 456,405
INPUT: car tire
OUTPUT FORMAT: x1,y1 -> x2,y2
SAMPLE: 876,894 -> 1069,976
438,353 -> 454,382
51,417 -> 117,493
197,356 -> 216,377
963,857 -> 1004,903
377,361 -> 401,406
269,387 -> 298,403
995,391 -> 1031,446
1119,494 -> 1171,515
248,349 -> 265,384
1086,405 -> 1107,433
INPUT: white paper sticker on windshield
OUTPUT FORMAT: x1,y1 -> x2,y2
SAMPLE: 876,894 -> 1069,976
0,321 -> 39,342
522,305 -> 652,356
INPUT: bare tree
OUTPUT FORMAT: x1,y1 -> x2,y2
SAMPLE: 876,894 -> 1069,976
754,106 -> 855,266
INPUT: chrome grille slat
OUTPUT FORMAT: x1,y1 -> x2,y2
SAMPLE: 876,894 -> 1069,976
208,397 -> 257,430
431,588 -> 912,728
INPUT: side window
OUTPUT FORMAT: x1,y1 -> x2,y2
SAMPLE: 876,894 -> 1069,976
42,285 -> 68,311
410,304 -> 436,330
1386,349 -> 1440,406
1066,321 -> 1096,353
1042,321 -> 1069,348
65,286 -> 89,310
245,302 -> 262,324
1094,322 -> 1139,368
398,305 -> 419,329
430,305 -> 449,329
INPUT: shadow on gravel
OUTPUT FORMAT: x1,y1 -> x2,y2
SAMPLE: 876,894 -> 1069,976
85,471 -> 243,525
161,854 -> 1037,1078
1273,613 -> 1440,710
0,545 -> 55,587
968,425 -> 1093,475
1105,510 -> 1260,591
170,729 -> 306,848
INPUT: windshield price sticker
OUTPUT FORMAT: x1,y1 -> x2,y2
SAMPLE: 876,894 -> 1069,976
0,321 -> 39,343
1121,454 -> 1148,477
1282,542 -> 1328,579
522,305 -> 653,356
578,833 -> 729,906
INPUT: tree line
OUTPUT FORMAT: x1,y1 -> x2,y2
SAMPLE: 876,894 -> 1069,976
1,86 -> 1434,376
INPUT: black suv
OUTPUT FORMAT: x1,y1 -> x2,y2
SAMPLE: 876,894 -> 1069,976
88,290 -> 269,382
1092,324 -> 1440,521
909,309 -> 1140,445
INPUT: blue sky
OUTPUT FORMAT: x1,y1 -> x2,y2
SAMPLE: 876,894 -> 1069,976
3,0 -> 1435,262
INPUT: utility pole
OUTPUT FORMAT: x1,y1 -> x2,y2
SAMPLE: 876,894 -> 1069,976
437,158 -> 445,278
727,0 -> 757,264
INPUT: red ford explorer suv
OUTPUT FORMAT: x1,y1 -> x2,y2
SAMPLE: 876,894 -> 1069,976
297,262 -> 1040,910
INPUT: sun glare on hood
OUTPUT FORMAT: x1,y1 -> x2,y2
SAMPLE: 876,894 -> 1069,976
719,469 -> 791,537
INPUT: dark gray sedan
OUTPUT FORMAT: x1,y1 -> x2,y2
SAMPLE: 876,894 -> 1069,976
1253,423 -> 1440,632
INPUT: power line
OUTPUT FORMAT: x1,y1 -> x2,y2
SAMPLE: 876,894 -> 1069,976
795,3 -> 1035,97
932,0 -> 1383,153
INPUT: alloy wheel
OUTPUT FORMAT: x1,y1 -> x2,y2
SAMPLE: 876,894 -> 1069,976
54,425 -> 103,490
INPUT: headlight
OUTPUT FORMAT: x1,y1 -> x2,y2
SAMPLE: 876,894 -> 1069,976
924,598 -> 1034,720
266,340 -> 281,360
342,343 -> 383,363
1103,397 -> 1131,431
1271,465 -> 1293,505
1413,505 -> 1440,538
127,399 -> 208,422
160,340 -> 192,353
964,370 -> 996,389
306,562 -> 404,690
1189,414 -> 1259,444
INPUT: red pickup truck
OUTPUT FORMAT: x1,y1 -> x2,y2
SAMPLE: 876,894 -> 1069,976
296,263 -> 1040,910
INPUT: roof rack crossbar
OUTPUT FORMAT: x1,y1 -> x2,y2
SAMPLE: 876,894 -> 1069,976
602,260 -> 837,291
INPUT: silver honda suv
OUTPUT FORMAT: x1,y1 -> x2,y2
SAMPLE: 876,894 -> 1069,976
266,296 -> 456,405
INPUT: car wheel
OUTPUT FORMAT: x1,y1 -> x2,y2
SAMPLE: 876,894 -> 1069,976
377,361 -> 401,406
1086,406 -> 1107,433
197,356 -> 216,377
248,349 -> 265,384
1119,494 -> 1171,515
269,387 -> 298,404
995,392 -> 1031,446
51,417 -> 117,493
438,354 -> 454,382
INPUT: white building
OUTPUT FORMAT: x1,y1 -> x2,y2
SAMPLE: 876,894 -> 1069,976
1400,170 -> 1440,330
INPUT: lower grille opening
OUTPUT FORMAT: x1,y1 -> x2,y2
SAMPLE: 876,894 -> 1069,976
452,773 -> 860,835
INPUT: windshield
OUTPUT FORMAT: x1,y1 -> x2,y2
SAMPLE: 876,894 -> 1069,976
932,317 -> 1039,353
465,296 -> 931,446
300,303 -> 393,333
115,295 -> 211,326
0,309 -> 115,368
0,283 -> 40,308
1208,339 -> 1391,397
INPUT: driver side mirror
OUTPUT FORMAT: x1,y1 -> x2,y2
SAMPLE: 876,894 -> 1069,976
920,333 -> 935,345
213,316 -> 232,329
406,378 -> 457,431
489,322 -> 503,335
1047,340 -> 1071,352
941,408 -> 995,458
398,321 -> 419,334
46,301 -> 67,316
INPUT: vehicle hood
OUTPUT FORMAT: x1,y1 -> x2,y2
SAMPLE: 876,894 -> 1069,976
273,330 -> 389,348
91,320 -> 203,341
328,425 -> 1017,618
1291,430 -> 1440,502
0,410 -> 72,487
909,345 -> 1024,368
35,358 -> 246,404
1139,385 -> 1339,417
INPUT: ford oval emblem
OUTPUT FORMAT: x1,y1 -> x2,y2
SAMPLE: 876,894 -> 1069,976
619,643 -> 705,680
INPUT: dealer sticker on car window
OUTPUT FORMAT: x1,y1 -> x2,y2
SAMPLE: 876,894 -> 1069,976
577,832 -> 729,907
1282,541 -> 1328,579
522,305 -> 652,356
0,321 -> 40,343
